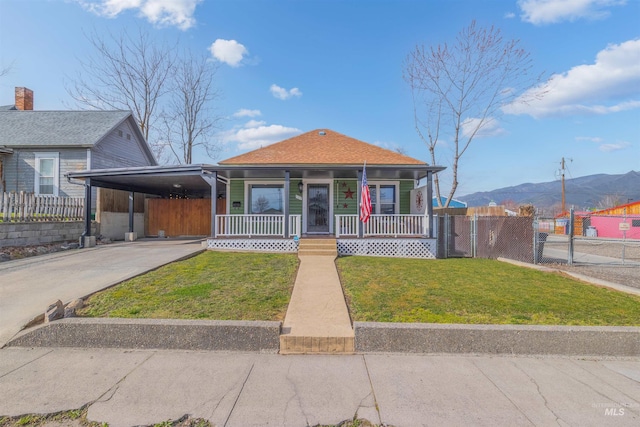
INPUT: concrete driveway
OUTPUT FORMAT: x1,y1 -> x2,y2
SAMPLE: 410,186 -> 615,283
0,239 -> 204,347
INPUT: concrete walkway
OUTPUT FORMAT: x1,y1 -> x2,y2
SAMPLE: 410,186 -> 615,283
0,239 -> 204,347
280,254 -> 354,354
0,347 -> 638,426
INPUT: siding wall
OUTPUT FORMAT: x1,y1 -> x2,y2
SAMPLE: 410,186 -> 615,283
92,120 -> 153,169
1,148 -> 87,198
334,179 -> 358,215
399,180 -> 413,214
229,180 -> 244,214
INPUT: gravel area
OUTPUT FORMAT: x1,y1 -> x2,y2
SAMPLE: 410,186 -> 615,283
542,238 -> 640,290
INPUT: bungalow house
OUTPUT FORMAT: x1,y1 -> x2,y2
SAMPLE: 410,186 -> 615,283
67,129 -> 445,257
0,87 -> 156,198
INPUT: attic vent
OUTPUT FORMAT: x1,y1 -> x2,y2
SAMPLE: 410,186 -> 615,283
318,131 -> 326,136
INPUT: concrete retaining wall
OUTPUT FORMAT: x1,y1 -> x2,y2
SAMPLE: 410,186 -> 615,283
97,212 -> 144,240
7,318 -> 281,353
0,221 -> 98,248
355,322 -> 640,357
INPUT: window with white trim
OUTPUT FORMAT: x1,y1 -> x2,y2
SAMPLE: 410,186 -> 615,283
249,184 -> 284,214
34,152 -> 59,196
368,182 -> 398,214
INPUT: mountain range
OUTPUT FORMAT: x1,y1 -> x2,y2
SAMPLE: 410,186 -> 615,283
458,171 -> 640,214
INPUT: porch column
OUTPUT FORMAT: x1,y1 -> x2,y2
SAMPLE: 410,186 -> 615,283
284,170 -> 290,238
357,169 -> 363,238
201,171 -> 217,237
427,171 -> 434,238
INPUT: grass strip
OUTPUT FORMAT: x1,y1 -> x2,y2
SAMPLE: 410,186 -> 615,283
337,257 -> 640,326
78,251 -> 299,321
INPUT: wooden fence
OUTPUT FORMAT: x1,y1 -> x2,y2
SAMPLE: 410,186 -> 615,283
1,191 -> 84,222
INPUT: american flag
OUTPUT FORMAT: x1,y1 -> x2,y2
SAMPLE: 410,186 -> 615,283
360,163 -> 372,223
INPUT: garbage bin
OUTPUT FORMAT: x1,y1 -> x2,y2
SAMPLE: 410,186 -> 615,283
536,232 -> 548,263
586,226 -> 597,237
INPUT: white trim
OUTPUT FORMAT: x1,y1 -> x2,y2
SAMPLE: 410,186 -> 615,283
86,149 -> 92,170
302,179 -> 334,234
34,152 -> 60,196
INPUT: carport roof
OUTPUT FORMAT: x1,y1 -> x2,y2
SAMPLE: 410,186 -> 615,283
66,163 -> 445,197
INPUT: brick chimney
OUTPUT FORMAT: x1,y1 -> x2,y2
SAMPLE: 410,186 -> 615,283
15,87 -> 34,110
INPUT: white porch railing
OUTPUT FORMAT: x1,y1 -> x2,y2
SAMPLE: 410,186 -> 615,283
1,191 -> 84,222
216,214 -> 301,237
335,214 -> 427,237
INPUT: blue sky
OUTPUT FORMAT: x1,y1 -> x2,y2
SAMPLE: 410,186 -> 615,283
0,0 -> 638,196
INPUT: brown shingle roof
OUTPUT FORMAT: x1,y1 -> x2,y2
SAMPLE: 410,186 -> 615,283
219,129 -> 425,165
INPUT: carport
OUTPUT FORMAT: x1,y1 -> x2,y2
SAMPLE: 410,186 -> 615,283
67,164 -> 225,241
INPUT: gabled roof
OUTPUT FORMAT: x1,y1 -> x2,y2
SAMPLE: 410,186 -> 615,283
0,110 -> 134,148
219,129 -> 426,166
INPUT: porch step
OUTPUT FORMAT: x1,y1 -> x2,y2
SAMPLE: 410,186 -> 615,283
298,238 -> 337,257
280,334 -> 354,354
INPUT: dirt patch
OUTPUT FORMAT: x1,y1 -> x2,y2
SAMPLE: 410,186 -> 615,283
0,239 -> 113,263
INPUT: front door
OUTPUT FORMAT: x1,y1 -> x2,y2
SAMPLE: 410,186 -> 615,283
307,184 -> 330,233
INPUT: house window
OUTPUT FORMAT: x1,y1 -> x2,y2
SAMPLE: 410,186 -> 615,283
34,152 -> 59,196
367,183 -> 398,214
249,184 -> 284,214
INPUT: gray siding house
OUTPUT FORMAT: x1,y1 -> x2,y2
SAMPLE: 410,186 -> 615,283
0,88 -> 156,198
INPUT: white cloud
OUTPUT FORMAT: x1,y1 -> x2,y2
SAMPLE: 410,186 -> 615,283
575,136 -> 604,143
233,109 -> 261,118
244,120 -> 266,128
599,141 -> 631,152
504,12 -> 516,19
270,84 -> 302,100
461,117 -> 506,138
576,136 -> 631,152
223,123 -> 302,150
518,0 -> 626,25
504,39 -> 640,118
209,39 -> 248,67
77,0 -> 201,30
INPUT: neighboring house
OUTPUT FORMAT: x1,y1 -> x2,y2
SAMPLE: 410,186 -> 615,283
68,129 -> 445,257
587,200 -> 640,239
0,87 -> 156,198
432,196 -> 467,208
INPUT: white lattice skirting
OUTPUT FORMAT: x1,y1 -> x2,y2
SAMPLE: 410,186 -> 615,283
206,238 -> 299,253
337,238 -> 437,259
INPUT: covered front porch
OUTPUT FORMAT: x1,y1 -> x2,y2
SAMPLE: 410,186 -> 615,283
67,163 -> 444,258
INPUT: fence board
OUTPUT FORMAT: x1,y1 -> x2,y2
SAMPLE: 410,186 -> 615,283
0,192 -> 84,222
145,198 -> 211,237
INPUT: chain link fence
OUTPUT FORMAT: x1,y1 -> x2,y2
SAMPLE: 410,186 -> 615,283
438,215 -> 534,262
534,211 -> 640,266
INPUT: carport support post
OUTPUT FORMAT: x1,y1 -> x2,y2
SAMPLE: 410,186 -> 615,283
427,171 -> 434,238
199,171 -> 218,238
125,191 -> 137,241
284,171 -> 290,238
81,178 -> 95,248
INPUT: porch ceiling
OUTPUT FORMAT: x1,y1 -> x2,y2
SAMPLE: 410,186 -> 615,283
66,163 -> 445,197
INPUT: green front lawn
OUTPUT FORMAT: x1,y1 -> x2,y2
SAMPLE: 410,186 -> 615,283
78,251 -> 299,321
336,257 -> 640,326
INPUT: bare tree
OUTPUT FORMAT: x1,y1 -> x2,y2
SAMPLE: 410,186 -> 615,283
596,194 -> 624,210
253,196 -> 270,213
404,21 -> 544,207
66,28 -> 176,159
161,52 -> 222,164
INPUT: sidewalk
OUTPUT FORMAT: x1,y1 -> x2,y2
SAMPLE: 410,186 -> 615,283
0,347 -> 638,426
0,239 -> 204,347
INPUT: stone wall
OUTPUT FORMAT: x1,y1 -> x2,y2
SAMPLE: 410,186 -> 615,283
0,221 -> 99,248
